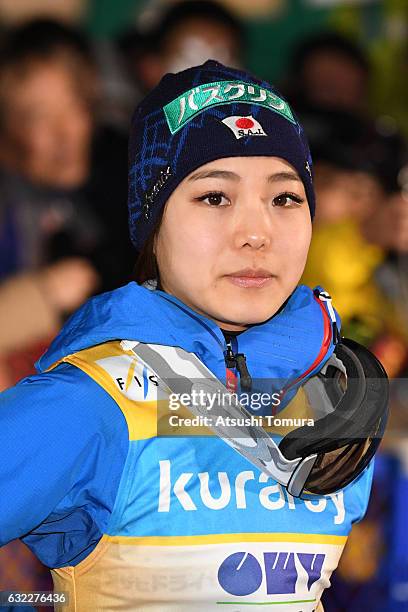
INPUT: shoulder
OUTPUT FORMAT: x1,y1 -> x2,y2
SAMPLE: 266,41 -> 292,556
0,361 -> 129,453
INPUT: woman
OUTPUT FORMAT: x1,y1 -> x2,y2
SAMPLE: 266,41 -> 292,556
0,60 -> 386,611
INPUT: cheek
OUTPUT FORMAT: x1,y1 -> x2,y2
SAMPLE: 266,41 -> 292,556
61,106 -> 92,147
185,225 -> 222,266
276,217 -> 312,278
160,209 -> 223,275
23,122 -> 56,160
73,112 -> 93,144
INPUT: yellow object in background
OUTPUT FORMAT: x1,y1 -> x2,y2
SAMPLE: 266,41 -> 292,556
302,219 -> 408,377
302,220 -> 387,340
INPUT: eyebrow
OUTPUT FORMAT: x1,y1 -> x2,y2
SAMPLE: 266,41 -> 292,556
268,171 -> 302,183
188,170 -> 240,182
187,169 -> 302,183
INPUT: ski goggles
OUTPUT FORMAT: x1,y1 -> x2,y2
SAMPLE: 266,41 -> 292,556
122,337 -> 389,498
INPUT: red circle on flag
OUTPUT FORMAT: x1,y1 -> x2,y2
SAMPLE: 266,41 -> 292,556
235,118 -> 254,129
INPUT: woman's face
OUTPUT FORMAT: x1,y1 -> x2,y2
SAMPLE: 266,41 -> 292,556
155,156 -> 312,331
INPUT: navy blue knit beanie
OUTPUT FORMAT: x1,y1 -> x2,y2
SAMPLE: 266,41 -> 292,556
128,60 -> 315,251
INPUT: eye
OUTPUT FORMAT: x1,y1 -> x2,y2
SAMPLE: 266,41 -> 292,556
196,191 -> 230,207
273,192 -> 305,207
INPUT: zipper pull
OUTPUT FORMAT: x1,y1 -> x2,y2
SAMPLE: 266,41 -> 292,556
225,339 -> 236,368
224,338 -> 238,392
224,335 -> 252,391
236,353 -> 252,391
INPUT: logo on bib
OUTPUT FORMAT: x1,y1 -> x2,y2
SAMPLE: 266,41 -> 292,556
157,460 -> 345,525
222,115 -> 267,139
218,551 -> 325,598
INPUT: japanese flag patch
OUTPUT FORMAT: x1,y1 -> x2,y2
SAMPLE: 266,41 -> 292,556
221,115 -> 267,139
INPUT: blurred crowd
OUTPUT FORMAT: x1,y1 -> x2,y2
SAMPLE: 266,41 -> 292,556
0,2 -> 408,611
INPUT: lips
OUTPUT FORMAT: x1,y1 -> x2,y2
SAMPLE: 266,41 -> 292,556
225,268 -> 274,288
227,268 -> 273,278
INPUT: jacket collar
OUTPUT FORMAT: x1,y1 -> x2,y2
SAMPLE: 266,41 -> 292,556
36,281 -> 336,395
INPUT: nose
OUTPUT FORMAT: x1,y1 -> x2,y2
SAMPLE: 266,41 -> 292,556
231,198 -> 272,251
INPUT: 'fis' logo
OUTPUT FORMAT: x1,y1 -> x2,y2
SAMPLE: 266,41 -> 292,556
222,115 -> 267,139
96,354 -> 159,401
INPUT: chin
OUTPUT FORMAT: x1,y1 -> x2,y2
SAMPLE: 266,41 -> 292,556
229,290 -> 284,316
213,302 -> 282,328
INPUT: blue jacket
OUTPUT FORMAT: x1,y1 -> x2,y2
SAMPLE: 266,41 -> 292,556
0,281 -> 372,571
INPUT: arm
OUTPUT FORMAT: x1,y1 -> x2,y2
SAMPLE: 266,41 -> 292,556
0,363 -> 128,566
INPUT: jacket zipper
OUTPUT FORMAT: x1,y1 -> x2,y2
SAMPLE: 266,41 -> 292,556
223,289 -> 337,398
224,336 -> 252,391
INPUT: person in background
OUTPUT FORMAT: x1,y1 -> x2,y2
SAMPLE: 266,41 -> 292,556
285,32 -> 370,115
0,18 -> 133,387
285,31 -> 408,262
300,108 -> 408,376
0,18 -> 133,608
117,0 -> 244,95
300,108 -> 407,612
286,42 -> 408,606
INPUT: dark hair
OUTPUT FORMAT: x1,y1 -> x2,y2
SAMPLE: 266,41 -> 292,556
0,18 -> 98,128
117,29 -> 157,61
133,210 -> 165,286
153,0 -> 244,53
116,28 -> 158,92
290,31 -> 370,78
0,18 -> 93,64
